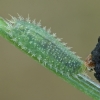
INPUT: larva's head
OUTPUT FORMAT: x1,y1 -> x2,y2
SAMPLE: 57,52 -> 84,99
85,54 -> 95,71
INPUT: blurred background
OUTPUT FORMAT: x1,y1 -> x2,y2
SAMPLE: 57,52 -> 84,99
0,0 -> 100,100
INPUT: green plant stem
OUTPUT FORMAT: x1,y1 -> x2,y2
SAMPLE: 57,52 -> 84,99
0,16 -> 100,100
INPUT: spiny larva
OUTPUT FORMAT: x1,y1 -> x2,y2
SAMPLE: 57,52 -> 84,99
0,15 -> 87,77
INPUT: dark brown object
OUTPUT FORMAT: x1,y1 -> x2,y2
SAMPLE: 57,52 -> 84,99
91,36 -> 100,82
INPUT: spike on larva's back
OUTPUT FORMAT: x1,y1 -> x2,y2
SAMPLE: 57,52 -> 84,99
62,42 -> 67,46
37,20 -> 41,26
43,26 -> 46,30
0,15 -> 85,76
26,14 -> 31,23
52,33 -> 56,37
56,38 -> 62,42
17,13 -> 24,20
47,28 -> 51,33
32,19 -> 36,24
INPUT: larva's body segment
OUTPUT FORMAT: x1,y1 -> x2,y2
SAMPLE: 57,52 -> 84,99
4,17 -> 85,76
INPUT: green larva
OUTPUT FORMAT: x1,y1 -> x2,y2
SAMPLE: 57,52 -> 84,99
1,15 -> 100,100
3,15 -> 85,76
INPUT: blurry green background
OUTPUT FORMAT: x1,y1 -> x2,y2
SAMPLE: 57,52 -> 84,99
0,0 -> 100,100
